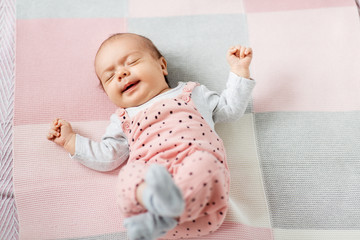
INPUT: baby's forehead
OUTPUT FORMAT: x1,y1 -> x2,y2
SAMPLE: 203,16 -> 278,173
94,34 -> 155,71
105,34 -> 151,53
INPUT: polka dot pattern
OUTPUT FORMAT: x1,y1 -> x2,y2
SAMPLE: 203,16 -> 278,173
116,82 -> 230,238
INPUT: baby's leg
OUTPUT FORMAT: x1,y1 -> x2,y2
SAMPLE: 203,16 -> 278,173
124,212 -> 177,240
117,162 -> 185,217
165,150 -> 230,239
142,164 -> 185,217
118,163 -> 184,240
116,161 -> 148,217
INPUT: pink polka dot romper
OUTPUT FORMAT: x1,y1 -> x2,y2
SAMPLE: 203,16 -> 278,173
116,82 -> 230,239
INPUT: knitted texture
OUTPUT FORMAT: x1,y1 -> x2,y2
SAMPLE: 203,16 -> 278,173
0,0 -> 18,239
11,0 -> 360,239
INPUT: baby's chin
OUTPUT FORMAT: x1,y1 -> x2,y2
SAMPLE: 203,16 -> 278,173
114,97 -> 149,109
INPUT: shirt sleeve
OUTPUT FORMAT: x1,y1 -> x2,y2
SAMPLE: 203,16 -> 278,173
70,113 -> 129,172
200,72 -> 256,123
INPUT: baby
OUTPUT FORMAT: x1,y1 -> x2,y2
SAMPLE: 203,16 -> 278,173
47,33 -> 255,240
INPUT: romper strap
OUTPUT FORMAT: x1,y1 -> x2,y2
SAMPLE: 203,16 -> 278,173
116,108 -> 131,133
179,82 -> 199,103
182,82 -> 200,94
116,108 -> 128,119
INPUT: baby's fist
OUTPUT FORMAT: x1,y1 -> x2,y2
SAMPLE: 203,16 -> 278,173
47,118 -> 75,148
227,45 -> 253,78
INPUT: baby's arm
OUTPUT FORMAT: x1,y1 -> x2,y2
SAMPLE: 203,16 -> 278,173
47,115 -> 129,171
227,45 -> 253,79
47,118 -> 76,155
195,46 -> 255,123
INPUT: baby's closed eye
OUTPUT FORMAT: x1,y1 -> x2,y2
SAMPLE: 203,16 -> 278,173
105,73 -> 114,82
126,58 -> 140,66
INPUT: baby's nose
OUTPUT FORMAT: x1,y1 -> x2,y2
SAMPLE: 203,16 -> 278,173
115,69 -> 130,80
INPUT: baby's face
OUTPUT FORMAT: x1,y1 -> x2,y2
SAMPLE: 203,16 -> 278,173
95,35 -> 169,108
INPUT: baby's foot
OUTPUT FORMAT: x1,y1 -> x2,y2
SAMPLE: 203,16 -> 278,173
143,164 -> 185,217
123,212 -> 177,240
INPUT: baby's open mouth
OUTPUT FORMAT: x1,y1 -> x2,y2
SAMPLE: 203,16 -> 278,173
122,81 -> 140,93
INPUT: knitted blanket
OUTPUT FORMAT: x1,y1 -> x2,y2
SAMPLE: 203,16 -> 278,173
12,0 -> 360,239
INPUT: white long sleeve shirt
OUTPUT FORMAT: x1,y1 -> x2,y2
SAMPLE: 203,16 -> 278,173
71,72 -> 256,172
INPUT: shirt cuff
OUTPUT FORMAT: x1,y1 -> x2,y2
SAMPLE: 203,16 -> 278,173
228,71 -> 256,87
69,134 -> 82,159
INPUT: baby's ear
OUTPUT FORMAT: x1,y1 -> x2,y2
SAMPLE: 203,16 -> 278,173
160,57 -> 168,75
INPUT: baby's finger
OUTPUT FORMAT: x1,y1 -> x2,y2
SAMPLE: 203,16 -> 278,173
245,47 -> 253,56
240,46 -> 247,58
233,45 -> 242,57
227,46 -> 238,57
229,46 -> 237,53
58,119 -> 69,126
49,129 -> 60,138
47,132 -> 56,140
47,133 -> 53,140
51,118 -> 61,129
55,118 -> 62,127
51,124 -> 60,131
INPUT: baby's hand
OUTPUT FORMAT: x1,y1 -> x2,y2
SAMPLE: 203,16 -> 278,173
227,45 -> 253,79
47,118 -> 76,154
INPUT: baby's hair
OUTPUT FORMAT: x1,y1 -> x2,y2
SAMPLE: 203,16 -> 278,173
95,33 -> 169,91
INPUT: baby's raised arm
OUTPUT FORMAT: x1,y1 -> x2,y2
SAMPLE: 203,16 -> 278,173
47,118 -> 76,155
197,45 -> 255,123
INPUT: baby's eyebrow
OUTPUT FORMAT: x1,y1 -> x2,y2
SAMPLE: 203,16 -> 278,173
125,51 -> 143,60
